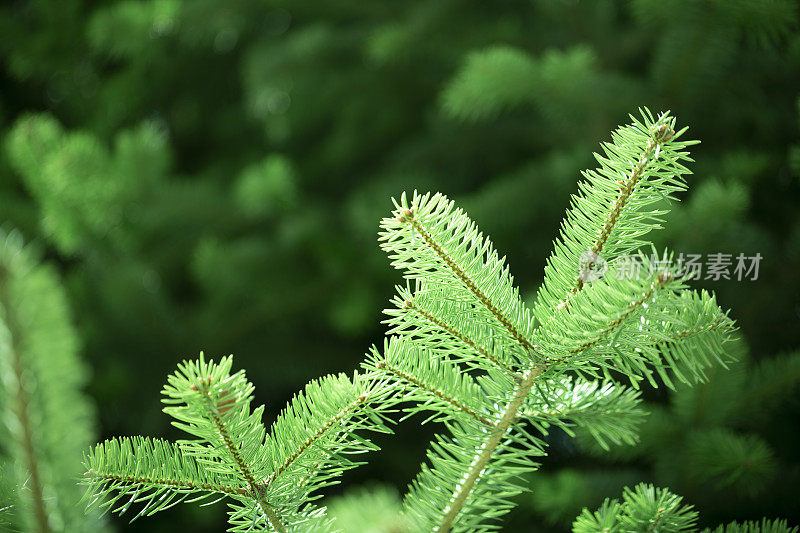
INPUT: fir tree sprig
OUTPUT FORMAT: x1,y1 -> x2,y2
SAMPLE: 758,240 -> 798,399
161,355 -> 285,529
364,338 -> 496,427
533,110 -> 695,314
386,283 -> 521,377
381,191 -> 538,362
83,354 -> 395,531
521,377 -> 646,450
702,519 -> 799,533
572,483 -> 699,532
80,109 -> 745,532
83,437 -> 246,516
573,484 -> 798,533
372,110 -> 736,532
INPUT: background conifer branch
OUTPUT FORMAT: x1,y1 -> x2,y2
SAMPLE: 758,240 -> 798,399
0,266 -> 49,532
0,230 -> 106,533
573,484 -> 798,533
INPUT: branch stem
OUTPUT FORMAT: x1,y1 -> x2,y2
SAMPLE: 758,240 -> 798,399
85,471 -> 249,497
197,387 -> 286,533
436,364 -> 543,532
376,359 -> 494,427
263,395 -> 367,487
404,214 -> 537,355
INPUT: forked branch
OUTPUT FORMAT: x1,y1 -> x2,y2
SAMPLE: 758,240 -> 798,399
193,380 -> 286,533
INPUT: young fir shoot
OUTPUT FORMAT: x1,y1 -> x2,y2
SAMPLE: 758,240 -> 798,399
572,484 -> 798,533
82,109 -> 740,531
82,355 -> 394,531
573,484 -> 700,532
366,109 -> 735,532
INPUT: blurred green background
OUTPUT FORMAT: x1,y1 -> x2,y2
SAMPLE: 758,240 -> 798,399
1,1 -> 799,531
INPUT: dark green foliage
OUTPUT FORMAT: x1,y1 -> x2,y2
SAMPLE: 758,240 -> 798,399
1,0 -> 798,531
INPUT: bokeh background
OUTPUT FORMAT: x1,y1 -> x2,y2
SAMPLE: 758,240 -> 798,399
1,1 -> 799,531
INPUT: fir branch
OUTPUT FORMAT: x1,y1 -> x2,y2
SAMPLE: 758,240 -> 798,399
403,413 -> 547,531
375,358 -> 494,427
10,359 -> 49,533
384,110 -> 735,531
384,281 -> 524,379
576,122 -> 675,293
83,437 -> 247,517
380,192 -> 537,364
364,338 -> 498,429
263,392 -> 369,487
192,379 -> 286,532
400,297 -> 520,378
576,485 -> 796,532
732,351 -> 800,419
686,429 -> 776,496
535,262 -> 735,389
0,272 -> 49,533
398,207 -> 536,355
259,372 -> 394,517
522,377 -> 645,450
78,108 -> 746,532
85,358 -> 393,531
161,355 -> 286,531
534,110 -> 696,319
556,271 -> 675,361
